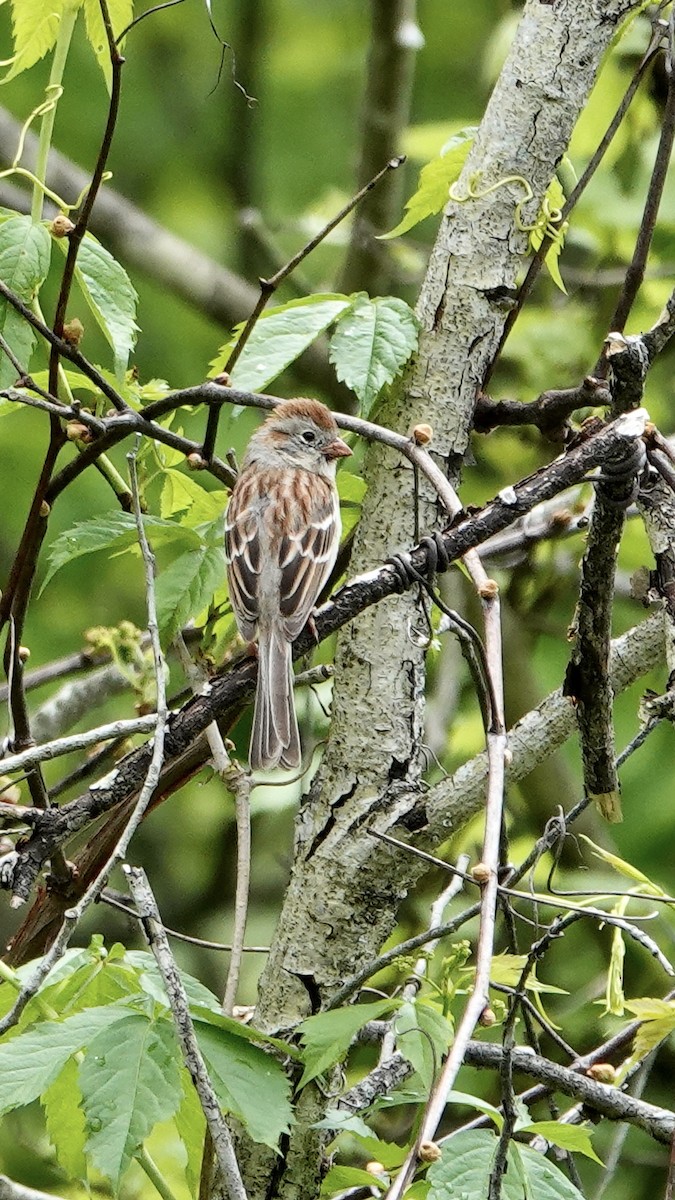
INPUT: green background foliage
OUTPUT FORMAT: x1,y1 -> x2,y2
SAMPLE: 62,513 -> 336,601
0,1 -> 674,1196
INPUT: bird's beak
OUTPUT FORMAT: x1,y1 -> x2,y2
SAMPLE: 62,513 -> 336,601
323,437 -> 352,460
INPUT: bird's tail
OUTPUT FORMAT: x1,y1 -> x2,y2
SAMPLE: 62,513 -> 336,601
250,626 -> 300,770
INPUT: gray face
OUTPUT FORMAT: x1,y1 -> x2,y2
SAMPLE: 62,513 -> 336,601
245,414 -> 338,474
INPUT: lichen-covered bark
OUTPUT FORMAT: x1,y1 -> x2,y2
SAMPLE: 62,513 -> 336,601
245,3 -> 643,1195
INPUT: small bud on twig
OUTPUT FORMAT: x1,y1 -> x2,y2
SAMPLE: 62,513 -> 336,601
471,861 -> 491,884
478,579 -> 499,599
39,500 -> 51,517
66,421 -> 93,443
18,646 -> 30,663
479,1006 -> 497,1027
411,423 -> 433,446
50,214 -> 76,237
62,318 -> 84,347
587,1062 -> 617,1084
366,1161 -> 387,1176
187,452 -> 207,471
418,1141 -> 442,1163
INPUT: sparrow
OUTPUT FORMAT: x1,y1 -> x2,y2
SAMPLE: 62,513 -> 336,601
225,398 -> 352,769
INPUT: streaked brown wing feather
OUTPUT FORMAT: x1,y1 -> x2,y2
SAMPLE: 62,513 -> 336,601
225,466 -> 339,643
225,474 -> 262,641
278,493 -> 337,638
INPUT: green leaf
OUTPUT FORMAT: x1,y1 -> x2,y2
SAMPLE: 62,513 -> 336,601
0,216 -> 52,388
427,1130 -> 586,1200
189,1002 -> 299,1058
605,923 -> 626,1017
2,0 -> 71,82
80,1013 -> 183,1188
579,835 -> 666,894
42,1056 -> 88,1180
394,1001 -> 453,1089
321,1165 -> 387,1196
298,999 -> 395,1086
41,511 -> 201,594
124,951 -> 223,1014
444,1089 -> 504,1131
208,294 -> 351,392
83,0 -> 133,88
195,1019 -> 293,1148
156,542 -> 226,642
160,471 -> 227,524
528,176 -> 568,294
623,997 -> 675,1064
0,1004 -> 130,1115
329,295 -> 418,414
380,130 -> 475,239
346,1134 -> 408,1170
65,233 -> 139,378
520,1120 -> 603,1165
336,471 -> 367,506
174,1068 -> 206,1198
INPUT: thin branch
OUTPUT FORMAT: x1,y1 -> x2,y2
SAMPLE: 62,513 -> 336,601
173,635 -> 252,1017
0,409 -> 655,911
0,714 -> 157,775
604,9 -> 675,338
48,0 -> 126,400
124,866 -> 248,1200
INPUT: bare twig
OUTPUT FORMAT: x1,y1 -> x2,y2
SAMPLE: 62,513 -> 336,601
173,635 -> 252,1018
124,866 -> 248,1200
0,714 -> 157,775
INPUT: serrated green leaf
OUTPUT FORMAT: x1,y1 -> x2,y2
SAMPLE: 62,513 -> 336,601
0,216 -> 52,387
174,1068 -> 206,1197
83,0 -> 133,88
329,295 -> 418,414
160,470 -> 227,524
2,0 -> 74,82
0,1005 -> 131,1115
35,955 -> 143,1019
60,233 -> 139,378
189,1003 -> 299,1058
156,542 -> 225,642
321,1165 -> 387,1196
380,130 -> 475,239
41,511 -> 201,595
209,294 -> 351,392
298,999 -> 395,1086
194,1019 -> 293,1148
42,1056 -> 88,1179
80,1013 -> 183,1188
520,1120 -> 603,1164
623,997 -> 675,1064
427,1130 -> 586,1200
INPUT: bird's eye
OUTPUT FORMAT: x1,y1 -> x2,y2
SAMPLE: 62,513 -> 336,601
301,429 -> 317,444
